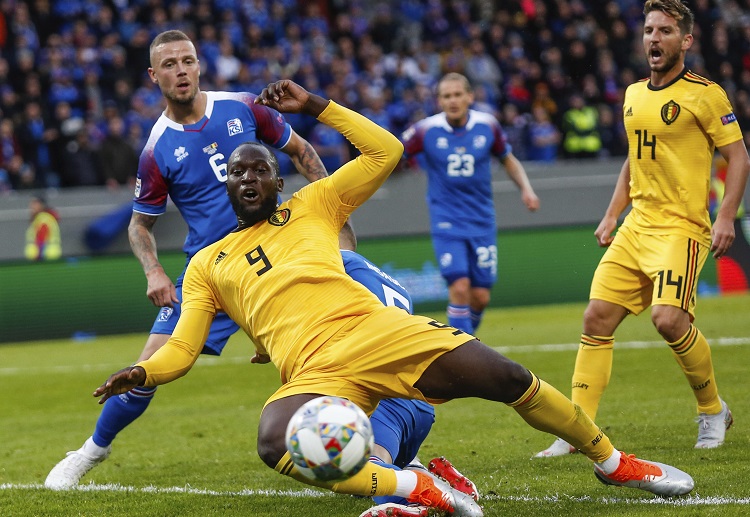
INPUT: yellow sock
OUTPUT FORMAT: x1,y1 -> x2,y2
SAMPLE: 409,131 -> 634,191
571,334 -> 614,421
275,451 -> 398,497
509,371 -> 614,463
668,324 -> 721,414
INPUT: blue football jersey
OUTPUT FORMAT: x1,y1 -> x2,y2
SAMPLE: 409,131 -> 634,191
401,109 -> 510,237
341,250 -> 413,314
133,91 -> 293,258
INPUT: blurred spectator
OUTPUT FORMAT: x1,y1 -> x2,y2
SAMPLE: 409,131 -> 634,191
308,120 -> 350,174
59,128 -> 101,187
464,37 -> 503,104
15,101 -> 59,188
215,38 -> 242,83
0,119 -> 35,189
561,93 -> 601,159
25,195 -> 61,261
97,116 -> 138,190
528,105 -> 561,163
501,103 -> 530,161
597,103 -> 627,158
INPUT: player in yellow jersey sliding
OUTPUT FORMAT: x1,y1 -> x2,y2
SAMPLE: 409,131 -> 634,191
94,79 -> 694,516
536,0 -> 750,459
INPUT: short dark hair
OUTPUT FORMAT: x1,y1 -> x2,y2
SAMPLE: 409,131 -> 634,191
643,0 -> 694,35
150,30 -> 191,54
231,142 -> 280,177
149,30 -> 193,66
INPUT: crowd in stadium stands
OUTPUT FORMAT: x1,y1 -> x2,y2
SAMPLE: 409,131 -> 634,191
1,0 -> 749,191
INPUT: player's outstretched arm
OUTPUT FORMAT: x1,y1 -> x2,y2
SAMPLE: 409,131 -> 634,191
93,366 -> 146,404
256,79 -> 403,206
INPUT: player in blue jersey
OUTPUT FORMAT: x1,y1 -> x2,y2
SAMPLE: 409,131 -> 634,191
45,30 -> 329,490
401,73 -> 540,335
336,224 -> 478,517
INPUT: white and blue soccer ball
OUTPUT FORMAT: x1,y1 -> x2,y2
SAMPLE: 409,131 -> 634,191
285,396 -> 374,482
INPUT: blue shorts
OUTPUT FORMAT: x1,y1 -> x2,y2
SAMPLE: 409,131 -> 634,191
370,398 -> 435,468
149,272 -> 240,356
431,231 -> 498,288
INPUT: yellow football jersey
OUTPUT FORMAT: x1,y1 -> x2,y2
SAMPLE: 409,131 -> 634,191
138,101 -> 404,385
622,69 -> 743,245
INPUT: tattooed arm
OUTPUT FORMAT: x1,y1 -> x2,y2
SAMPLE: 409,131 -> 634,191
128,211 -> 179,307
281,130 -> 328,182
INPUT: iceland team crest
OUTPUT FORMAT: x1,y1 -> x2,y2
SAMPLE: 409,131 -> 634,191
157,307 -> 174,322
269,208 -> 291,226
227,118 -> 244,136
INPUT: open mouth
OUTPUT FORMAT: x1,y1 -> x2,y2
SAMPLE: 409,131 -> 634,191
241,188 -> 259,202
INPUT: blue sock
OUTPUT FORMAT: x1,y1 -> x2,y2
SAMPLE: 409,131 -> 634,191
447,304 -> 472,334
470,308 -> 484,332
91,386 -> 156,447
370,457 -> 409,506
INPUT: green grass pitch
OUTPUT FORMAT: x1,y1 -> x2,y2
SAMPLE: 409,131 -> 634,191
1,294 -> 748,516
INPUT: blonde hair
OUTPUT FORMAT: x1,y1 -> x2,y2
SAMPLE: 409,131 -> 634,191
437,73 -> 473,95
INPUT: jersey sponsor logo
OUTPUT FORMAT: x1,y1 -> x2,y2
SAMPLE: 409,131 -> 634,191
660,100 -> 680,125
624,106 -> 633,117
202,142 -> 219,155
227,118 -> 244,136
721,112 -> 737,125
436,137 -> 449,149
134,177 -> 141,197
268,208 -> 291,226
215,251 -> 227,265
174,146 -> 189,162
157,307 -> 174,322
440,252 -> 453,268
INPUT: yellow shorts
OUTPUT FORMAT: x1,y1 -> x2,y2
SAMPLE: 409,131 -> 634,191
265,306 -> 474,415
590,225 -> 707,317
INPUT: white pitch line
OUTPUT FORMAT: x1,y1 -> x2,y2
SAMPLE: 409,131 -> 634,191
492,336 -> 750,355
1,483 -> 748,505
1,337 -> 748,377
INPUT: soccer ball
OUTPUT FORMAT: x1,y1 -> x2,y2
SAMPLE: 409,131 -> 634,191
285,396 -> 374,482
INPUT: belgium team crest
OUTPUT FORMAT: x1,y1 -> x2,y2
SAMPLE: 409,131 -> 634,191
661,100 -> 681,125
269,208 -> 291,226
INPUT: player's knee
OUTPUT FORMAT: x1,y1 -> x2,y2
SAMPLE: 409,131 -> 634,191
257,430 -> 287,469
448,277 -> 471,301
651,307 -> 687,341
471,289 -> 491,309
498,359 -> 534,400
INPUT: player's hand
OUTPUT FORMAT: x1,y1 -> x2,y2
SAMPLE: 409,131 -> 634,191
522,190 -> 540,212
93,366 -> 147,404
710,216 -> 735,258
250,352 -> 271,364
146,266 -> 179,308
594,215 -> 618,247
255,80 -> 328,118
